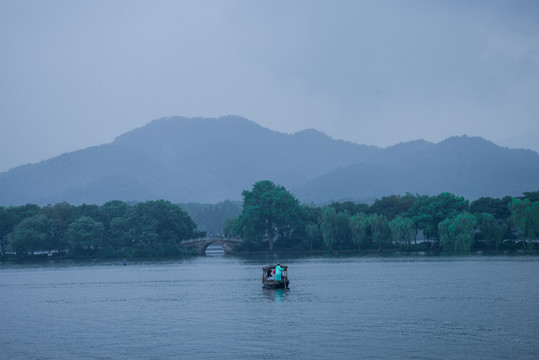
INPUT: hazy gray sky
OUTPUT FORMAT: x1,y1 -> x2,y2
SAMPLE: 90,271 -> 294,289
1,0 -> 538,173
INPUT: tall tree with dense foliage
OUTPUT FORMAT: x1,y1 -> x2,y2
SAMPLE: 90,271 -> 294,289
470,196 -> 512,222
522,191 -> 539,203
438,212 -> 477,251
320,206 -> 338,250
329,201 -> 369,216
0,204 -> 40,254
302,205 -> 322,250
408,193 -> 469,243
126,200 -> 197,249
305,223 -> 321,250
508,198 -> 539,249
369,194 -> 416,221
40,202 -> 75,252
0,207 -> 13,255
100,200 -> 130,248
476,212 -> 506,250
320,207 -> 350,250
370,214 -> 390,249
389,215 -> 415,248
11,215 -> 54,255
65,216 -> 105,252
235,180 -> 302,250
349,212 -> 370,249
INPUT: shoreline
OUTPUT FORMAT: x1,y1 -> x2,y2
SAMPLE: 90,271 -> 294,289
2,248 -> 538,264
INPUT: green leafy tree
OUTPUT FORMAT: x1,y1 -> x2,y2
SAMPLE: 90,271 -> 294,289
389,215 -> 415,249
476,212 -> 506,250
522,191 -> 539,203
470,196 -> 512,222
320,207 -> 350,250
0,204 -> 40,254
0,207 -> 14,255
508,198 -> 539,249
100,200 -> 130,248
369,194 -> 416,221
126,200 -> 197,251
65,216 -> 105,251
408,193 -> 469,243
349,212 -> 370,249
235,180 -> 302,250
11,215 -> 53,255
305,223 -> 321,250
320,207 -> 338,250
222,217 -> 239,238
301,205 -> 322,250
438,212 -> 477,251
370,214 -> 390,249
73,204 -> 101,221
452,213 -> 477,252
40,202 -> 75,252
329,201 -> 369,216
0,206 -> 7,255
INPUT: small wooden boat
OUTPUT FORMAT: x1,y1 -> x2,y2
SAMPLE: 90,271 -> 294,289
262,264 -> 290,289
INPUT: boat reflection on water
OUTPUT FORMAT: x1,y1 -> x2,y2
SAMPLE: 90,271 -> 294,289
262,287 -> 287,302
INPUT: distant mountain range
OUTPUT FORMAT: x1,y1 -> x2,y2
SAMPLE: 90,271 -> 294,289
1,115 -> 538,206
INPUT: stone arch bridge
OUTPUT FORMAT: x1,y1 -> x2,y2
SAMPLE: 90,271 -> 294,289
180,237 -> 243,255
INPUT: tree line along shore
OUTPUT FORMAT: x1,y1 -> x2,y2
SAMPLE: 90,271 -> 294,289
1,181 -> 538,260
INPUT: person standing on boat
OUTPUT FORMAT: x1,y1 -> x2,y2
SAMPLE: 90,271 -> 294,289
275,264 -> 284,281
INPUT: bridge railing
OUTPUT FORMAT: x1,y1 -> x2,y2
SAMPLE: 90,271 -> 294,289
181,236 -> 243,244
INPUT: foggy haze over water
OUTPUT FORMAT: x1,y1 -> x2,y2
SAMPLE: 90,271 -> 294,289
1,1 -> 539,173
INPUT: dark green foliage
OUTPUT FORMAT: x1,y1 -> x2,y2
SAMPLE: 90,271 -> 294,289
470,196 -> 512,222
124,200 -> 197,252
11,215 -> 54,255
349,212 -> 370,249
0,204 -> 40,254
508,198 -> 539,249
438,212 -> 477,251
476,212 -> 506,250
522,191 -> 539,202
329,201 -> 369,216
370,214 -> 391,249
66,216 -> 105,255
407,193 -> 469,243
2,200 -> 198,258
1,187 -> 538,257
235,180 -> 303,250
389,215 -> 415,249
369,194 -> 416,220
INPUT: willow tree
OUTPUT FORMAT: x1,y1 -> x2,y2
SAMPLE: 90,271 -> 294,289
235,180 -> 302,250
508,198 -> 539,249
349,212 -> 370,249
389,215 -> 415,249
408,192 -> 469,243
370,214 -> 390,249
438,212 -> 477,252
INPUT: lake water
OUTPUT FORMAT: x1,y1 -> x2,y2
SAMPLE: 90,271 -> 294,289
1,252 -> 538,359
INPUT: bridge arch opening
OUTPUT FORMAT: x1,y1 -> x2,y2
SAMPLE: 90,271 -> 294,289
204,242 -> 225,256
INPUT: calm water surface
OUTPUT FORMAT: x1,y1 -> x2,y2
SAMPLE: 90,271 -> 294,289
1,253 -> 538,359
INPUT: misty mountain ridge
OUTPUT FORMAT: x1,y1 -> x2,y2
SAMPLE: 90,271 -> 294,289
0,115 -> 538,206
